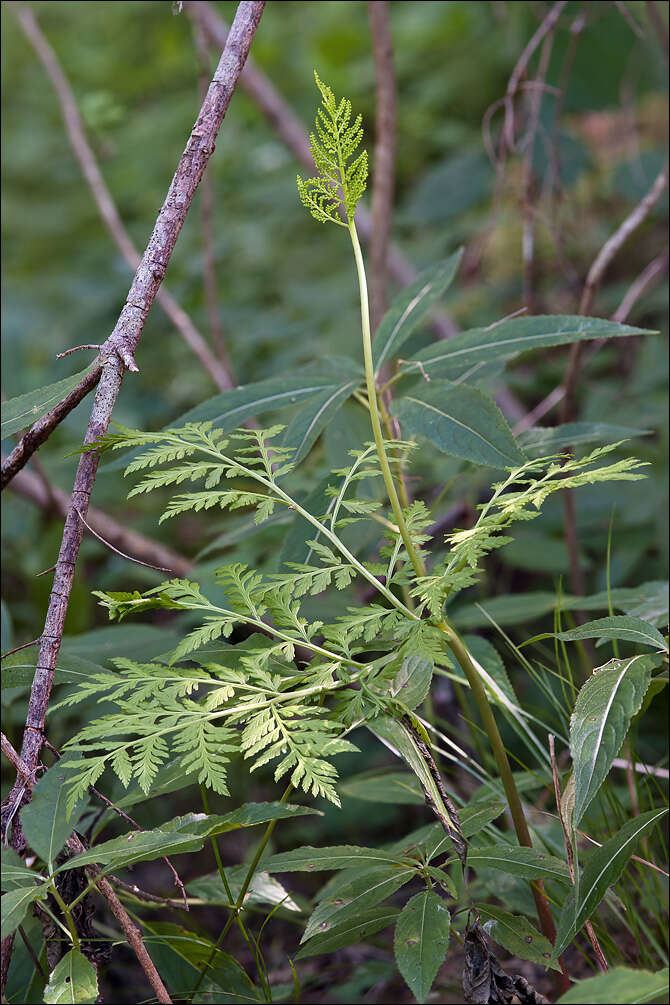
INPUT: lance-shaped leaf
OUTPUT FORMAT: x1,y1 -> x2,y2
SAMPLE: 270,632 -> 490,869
55,828 -> 204,876
394,890 -> 451,1003
553,808 -> 668,959
467,845 -> 571,883
556,966 -> 670,1003
263,844 -> 406,874
399,316 -> 651,383
570,654 -> 655,825
557,617 -> 667,652
20,760 -> 87,869
281,378 -> 360,464
370,715 -> 467,867
1,366 -> 95,437
302,862 -> 417,942
479,906 -> 560,971
296,906 -> 399,959
1,882 -> 50,939
158,802 -> 320,838
373,251 -> 463,374
392,380 -> 526,469
518,422 -> 650,456
43,950 -> 98,1004
340,770 -> 425,805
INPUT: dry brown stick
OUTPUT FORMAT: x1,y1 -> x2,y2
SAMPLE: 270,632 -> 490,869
194,19 -> 233,371
646,1 -> 669,60
5,0 -> 266,812
368,1 -> 396,336
187,0 -> 459,338
11,3 -> 234,393
1,367 -> 102,491
514,248 -> 668,433
559,162 -> 668,600
549,735 -> 609,971
503,1 -> 567,151
7,465 -> 192,577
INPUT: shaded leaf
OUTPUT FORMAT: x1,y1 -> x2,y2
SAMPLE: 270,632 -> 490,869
56,828 -> 204,876
402,317 -> 651,383
570,655 -> 655,825
1,366 -> 94,437
394,890 -> 451,1003
20,760 -> 87,867
1,882 -> 49,939
518,422 -> 650,456
480,906 -> 559,971
373,251 -> 463,374
556,966 -> 670,1003
392,380 -> 526,469
281,378 -> 360,464
340,770 -> 425,805
467,845 -> 570,882
43,950 -> 98,1004
159,802 -> 320,838
263,844 -> 405,874
296,906 -> 398,959
553,809 -> 668,958
557,617 -> 667,651
302,863 -> 416,942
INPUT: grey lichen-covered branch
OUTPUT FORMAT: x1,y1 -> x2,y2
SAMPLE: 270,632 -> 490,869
4,0 -> 266,825
12,3 -> 235,392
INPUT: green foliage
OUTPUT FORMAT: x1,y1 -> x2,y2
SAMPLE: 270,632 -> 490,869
43,950 -> 98,1005
393,890 -> 451,1003
297,71 -> 367,224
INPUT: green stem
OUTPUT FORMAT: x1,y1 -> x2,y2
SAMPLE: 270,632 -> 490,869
348,216 -> 565,968
187,785 -> 294,1004
49,886 -> 80,950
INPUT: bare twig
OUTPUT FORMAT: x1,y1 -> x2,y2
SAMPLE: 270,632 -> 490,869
1,638 -> 41,660
368,1 -> 396,336
55,345 -> 101,360
17,926 -> 47,981
1,367 -> 102,491
11,3 -> 235,392
503,2 -> 568,151
522,29 -> 555,311
612,249 -> 669,322
4,0 -> 266,815
559,162 -> 668,599
646,1 -> 669,60
549,735 -> 609,971
6,465 -> 192,577
73,506 -> 174,573
186,0 -> 459,338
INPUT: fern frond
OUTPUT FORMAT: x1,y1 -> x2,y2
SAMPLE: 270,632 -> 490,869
297,71 -> 368,225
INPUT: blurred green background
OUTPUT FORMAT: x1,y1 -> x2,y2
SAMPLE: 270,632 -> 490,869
1,3 -> 668,1000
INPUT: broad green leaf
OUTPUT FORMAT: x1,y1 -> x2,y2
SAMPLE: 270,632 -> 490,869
296,906 -> 399,959
455,635 -> 515,703
281,378 -> 360,464
571,655 -> 655,825
187,867 -> 300,912
159,802 -> 320,838
373,251 -> 463,374
392,380 -> 526,469
101,372 -> 344,472
302,863 -> 417,942
1,883 -> 49,939
558,617 -> 667,651
619,581 -> 669,628
467,845 -> 570,882
142,920 -> 261,1002
372,650 -> 434,711
369,716 -> 467,865
556,966 -> 670,1003
400,317 -> 651,383
263,844 -> 405,874
393,891 -> 451,1003
20,760 -> 87,867
340,770 -> 425,805
518,422 -> 650,456
56,828 -> 204,876
408,803 -> 507,862
43,950 -> 98,1004
1,366 -> 94,437
1,652 -> 104,689
479,906 -> 559,971
553,809 -> 668,958
0,847 -> 46,891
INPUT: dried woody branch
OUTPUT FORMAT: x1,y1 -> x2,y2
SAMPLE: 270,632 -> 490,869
368,1 -> 396,335
7,464 -> 192,576
1,366 -> 102,490
1,733 -> 174,1004
12,3 -> 235,392
559,161 -> 668,598
2,0 -> 266,989
186,0 -> 458,338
